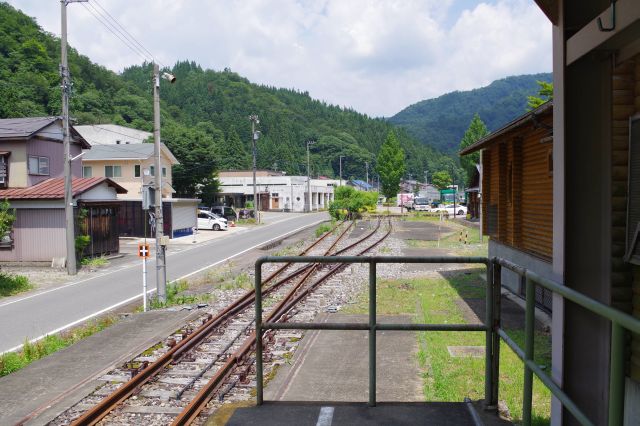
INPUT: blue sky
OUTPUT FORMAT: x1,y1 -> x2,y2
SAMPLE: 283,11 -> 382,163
9,0 -> 552,117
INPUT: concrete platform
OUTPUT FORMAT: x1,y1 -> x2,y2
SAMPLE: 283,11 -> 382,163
265,314 -> 423,402
227,401 -> 480,425
0,309 -> 198,425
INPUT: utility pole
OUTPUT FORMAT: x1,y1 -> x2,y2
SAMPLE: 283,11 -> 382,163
339,155 -> 344,187
424,170 -> 428,184
306,140 -> 315,212
61,0 -> 87,275
152,63 -> 166,302
151,64 -> 175,303
365,161 -> 369,187
249,114 -> 259,221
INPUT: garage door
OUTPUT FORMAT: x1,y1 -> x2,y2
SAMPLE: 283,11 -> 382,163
171,202 -> 196,235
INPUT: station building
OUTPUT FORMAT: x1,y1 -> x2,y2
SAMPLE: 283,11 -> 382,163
216,170 -> 339,212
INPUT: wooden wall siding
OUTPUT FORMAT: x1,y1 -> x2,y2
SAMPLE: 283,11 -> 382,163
481,116 -> 553,260
520,125 -> 553,258
482,150 -> 490,234
626,58 -> 640,381
511,139 -> 523,248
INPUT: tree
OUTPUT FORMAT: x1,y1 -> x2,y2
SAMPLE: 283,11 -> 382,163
527,80 -> 553,109
458,114 -> 489,184
432,171 -> 452,189
328,186 -> 377,219
376,131 -> 405,198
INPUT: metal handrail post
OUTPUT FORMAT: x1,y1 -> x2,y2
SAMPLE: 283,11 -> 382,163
369,260 -> 377,407
490,262 -> 501,408
523,276 -> 535,425
608,321 -> 625,425
255,261 -> 264,405
485,261 -> 494,408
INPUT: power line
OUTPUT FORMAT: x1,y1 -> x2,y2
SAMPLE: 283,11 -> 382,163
80,2 -> 151,64
92,0 -> 160,67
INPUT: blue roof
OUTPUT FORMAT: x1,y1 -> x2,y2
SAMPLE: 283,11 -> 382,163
350,179 -> 373,190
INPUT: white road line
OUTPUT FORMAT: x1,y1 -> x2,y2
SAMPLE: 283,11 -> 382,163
0,216 -> 328,354
316,406 -> 335,426
0,214 -> 327,309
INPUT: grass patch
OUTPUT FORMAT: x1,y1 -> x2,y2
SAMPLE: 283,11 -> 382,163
345,271 -> 551,425
80,256 -> 109,268
272,240 -> 306,257
0,272 -> 32,298
405,220 -> 488,257
0,315 -> 117,377
315,222 -> 333,238
150,279 -> 212,309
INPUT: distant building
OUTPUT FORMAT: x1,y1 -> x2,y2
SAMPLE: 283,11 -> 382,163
347,179 -> 373,191
216,170 -> 338,212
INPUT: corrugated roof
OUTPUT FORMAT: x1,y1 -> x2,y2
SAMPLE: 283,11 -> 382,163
0,116 -> 90,148
350,179 -> 373,189
459,101 -> 553,156
83,142 -> 179,164
0,177 -> 127,200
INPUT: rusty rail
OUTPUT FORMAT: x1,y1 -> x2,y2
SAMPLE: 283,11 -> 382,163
71,220 -> 347,425
171,220 -> 391,425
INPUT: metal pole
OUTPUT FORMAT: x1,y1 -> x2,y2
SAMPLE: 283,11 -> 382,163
153,63 -> 166,303
608,322 -> 625,425
255,261 -> 264,405
142,255 -> 147,312
365,161 -> 369,186
307,140 -> 314,212
250,115 -> 258,221
61,0 -> 77,275
369,260 -> 377,406
523,276 -> 535,426
339,155 -> 344,187
485,261 -> 494,408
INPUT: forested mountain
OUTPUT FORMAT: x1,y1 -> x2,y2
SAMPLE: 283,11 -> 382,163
0,2 -> 464,196
388,73 -> 553,154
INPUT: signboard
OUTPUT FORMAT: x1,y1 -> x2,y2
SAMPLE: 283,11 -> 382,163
137,242 -> 150,258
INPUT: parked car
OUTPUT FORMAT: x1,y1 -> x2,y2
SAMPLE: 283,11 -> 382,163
211,206 -> 238,222
197,210 -> 228,231
434,204 -> 467,216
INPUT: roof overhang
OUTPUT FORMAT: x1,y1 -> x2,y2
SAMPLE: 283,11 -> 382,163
534,0 -> 558,25
460,101 -> 553,156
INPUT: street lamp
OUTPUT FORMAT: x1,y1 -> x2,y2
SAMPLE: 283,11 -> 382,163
249,114 -> 260,221
306,139 -> 316,212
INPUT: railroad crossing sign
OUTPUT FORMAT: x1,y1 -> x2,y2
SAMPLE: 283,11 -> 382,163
138,242 -> 150,258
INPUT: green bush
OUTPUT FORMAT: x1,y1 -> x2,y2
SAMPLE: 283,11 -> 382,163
0,272 -> 32,297
329,186 -> 378,219
75,235 -> 90,260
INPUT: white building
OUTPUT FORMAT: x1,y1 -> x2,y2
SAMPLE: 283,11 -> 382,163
217,170 -> 338,212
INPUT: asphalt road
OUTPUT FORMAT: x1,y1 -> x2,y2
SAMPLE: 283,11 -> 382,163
0,212 -> 329,353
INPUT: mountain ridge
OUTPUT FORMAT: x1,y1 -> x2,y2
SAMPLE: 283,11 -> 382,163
388,73 -> 553,153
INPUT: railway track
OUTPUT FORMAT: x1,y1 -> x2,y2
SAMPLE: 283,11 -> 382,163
59,218 -> 391,425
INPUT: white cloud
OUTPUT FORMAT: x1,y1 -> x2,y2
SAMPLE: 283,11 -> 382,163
8,0 -> 551,117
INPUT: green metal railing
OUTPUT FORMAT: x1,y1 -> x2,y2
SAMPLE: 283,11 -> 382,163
253,255 -> 640,426
254,255 -> 493,408
493,257 -> 640,426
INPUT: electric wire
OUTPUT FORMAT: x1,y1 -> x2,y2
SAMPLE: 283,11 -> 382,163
92,0 -> 161,67
80,2 -> 151,64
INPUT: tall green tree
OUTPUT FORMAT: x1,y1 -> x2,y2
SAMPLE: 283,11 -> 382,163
459,113 -> 489,184
527,80 -> 553,110
432,171 -> 452,190
376,131 -> 405,198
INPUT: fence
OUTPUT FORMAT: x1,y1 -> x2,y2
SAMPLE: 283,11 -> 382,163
254,255 -> 640,426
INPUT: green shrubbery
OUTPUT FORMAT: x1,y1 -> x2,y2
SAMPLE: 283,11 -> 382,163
329,186 -> 378,219
0,272 -> 32,297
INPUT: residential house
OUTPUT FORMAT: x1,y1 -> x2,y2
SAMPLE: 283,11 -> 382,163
81,143 -> 179,199
460,101 -> 554,311
216,170 -> 337,212
0,117 -> 125,262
